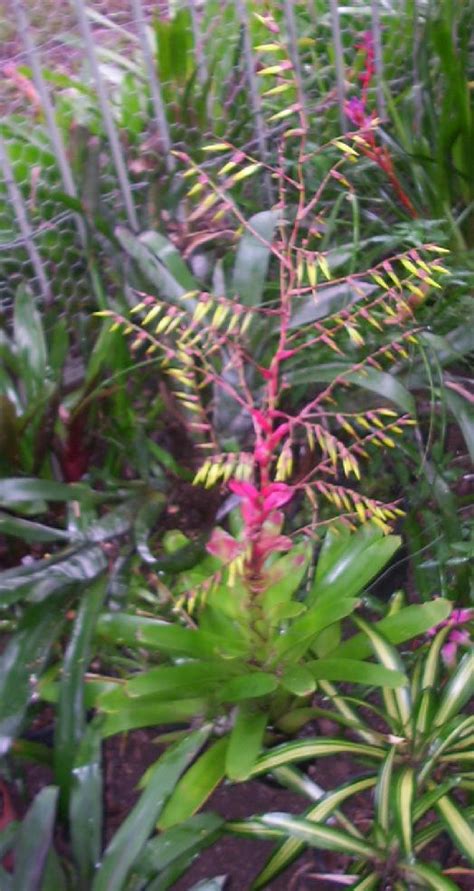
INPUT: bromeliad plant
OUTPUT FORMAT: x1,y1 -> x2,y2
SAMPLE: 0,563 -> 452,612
92,13 -> 452,785
228,619 -> 474,889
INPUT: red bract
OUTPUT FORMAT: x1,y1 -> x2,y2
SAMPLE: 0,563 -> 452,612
427,607 -> 473,667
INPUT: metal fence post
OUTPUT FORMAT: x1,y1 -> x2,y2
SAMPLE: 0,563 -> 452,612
71,0 -> 139,232
11,0 -> 87,247
187,0 -> 208,86
328,0 -> 347,133
129,0 -> 175,173
234,0 -> 272,202
0,134 -> 51,302
282,0 -> 306,112
371,0 -> 386,119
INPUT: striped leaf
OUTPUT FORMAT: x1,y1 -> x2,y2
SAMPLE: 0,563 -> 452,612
354,618 -> 412,731
392,767 -> 415,857
433,652 -> 474,728
249,739 -> 385,777
434,793 -> 474,865
401,861 -> 460,890
252,776 -> 376,889
260,813 -> 379,859
352,874 -> 380,890
375,747 -> 396,837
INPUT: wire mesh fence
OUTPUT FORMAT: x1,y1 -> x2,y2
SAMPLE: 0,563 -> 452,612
0,0 -> 457,314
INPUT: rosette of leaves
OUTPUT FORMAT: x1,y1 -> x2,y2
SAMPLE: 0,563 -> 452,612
226,619 -> 473,889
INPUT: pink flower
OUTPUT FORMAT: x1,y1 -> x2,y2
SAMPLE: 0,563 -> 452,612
206,528 -> 242,563
427,607 -> 473,667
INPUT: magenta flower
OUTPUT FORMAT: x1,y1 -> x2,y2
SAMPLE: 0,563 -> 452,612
427,608 -> 473,667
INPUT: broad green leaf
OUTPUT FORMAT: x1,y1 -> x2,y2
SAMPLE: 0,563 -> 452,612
99,696 -> 204,738
0,478 -> 89,506
288,363 -> 415,414
226,706 -> 268,781
54,577 -> 106,811
138,814 -> 223,878
158,738 -> 228,829
0,596 -> 68,752
445,388 -> 474,463
434,793 -> 474,864
221,672 -> 278,702
0,513 -> 69,543
329,600 -> 452,660
126,661 -> 238,700
12,786 -> 58,891
273,598 -> 358,663
309,526 -> 401,604
115,227 -> 197,310
91,726 -> 211,891
232,210 -> 279,307
69,724 -> 103,888
261,813 -> 379,858
280,665 -> 316,697
0,545 -> 108,606
13,284 -> 47,403
250,739 -> 384,777
306,659 -> 407,688
96,612 -> 246,658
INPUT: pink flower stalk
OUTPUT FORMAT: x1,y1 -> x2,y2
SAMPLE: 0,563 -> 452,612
206,480 -> 294,587
427,608 -> 473,668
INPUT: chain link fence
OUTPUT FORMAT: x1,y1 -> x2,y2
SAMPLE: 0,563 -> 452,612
0,1 -> 438,313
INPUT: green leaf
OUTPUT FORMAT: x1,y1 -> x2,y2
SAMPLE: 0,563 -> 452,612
221,672 -> 278,702
280,665 -> 316,697
91,726 -> 211,891
232,210 -> 278,307
0,513 -> 70,543
329,600 -> 452,660
0,545 -> 108,606
115,227 -> 197,310
54,577 -> 106,811
250,739 -> 384,777
392,767 -> 415,857
434,793 -> 474,864
99,695 -> 205,738
253,775 -> 376,889
0,478 -> 90,506
96,612 -> 245,658
445,388 -> 474,463
352,618 -> 412,730
126,661 -> 238,700
401,862 -> 459,890
0,596 -> 68,752
273,598 -> 358,663
69,725 -> 103,888
351,874 -> 380,890
288,363 -> 415,414
157,738 -> 228,829
260,813 -> 379,858
306,659 -> 407,688
226,706 -> 268,781
139,814 -> 223,878
375,747 -> 396,836
433,652 -> 474,728
12,787 -> 58,891
13,284 -> 47,403
310,525 -> 401,605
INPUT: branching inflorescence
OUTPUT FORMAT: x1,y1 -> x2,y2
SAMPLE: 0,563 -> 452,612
96,11 -> 449,597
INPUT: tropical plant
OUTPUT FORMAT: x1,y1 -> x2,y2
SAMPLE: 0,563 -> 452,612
225,621 -> 474,889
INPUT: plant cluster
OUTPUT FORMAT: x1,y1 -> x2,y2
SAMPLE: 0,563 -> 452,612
0,3 -> 472,890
